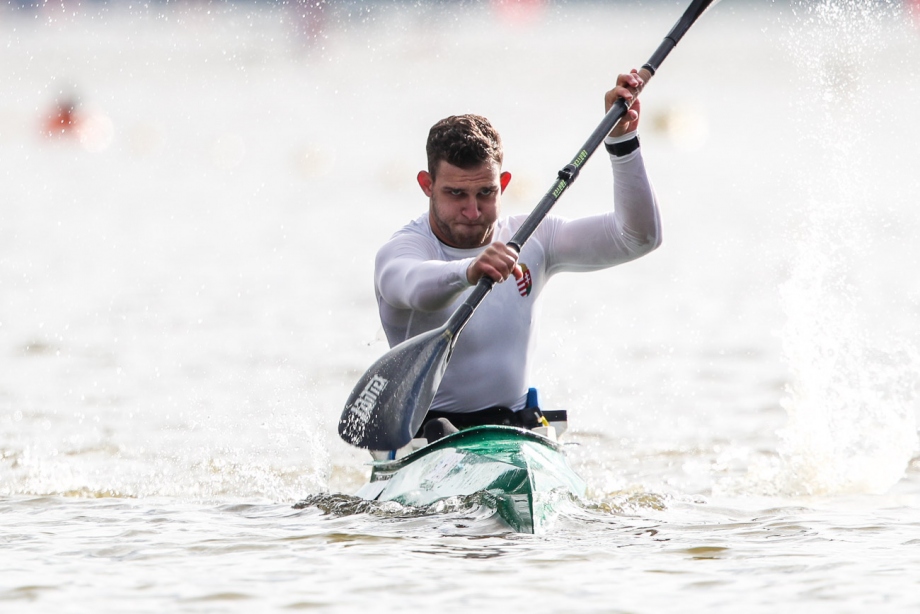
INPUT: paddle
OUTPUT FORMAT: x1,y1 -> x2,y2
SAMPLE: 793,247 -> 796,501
339,0 -> 720,450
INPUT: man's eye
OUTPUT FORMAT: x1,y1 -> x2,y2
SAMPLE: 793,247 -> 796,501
479,189 -> 495,196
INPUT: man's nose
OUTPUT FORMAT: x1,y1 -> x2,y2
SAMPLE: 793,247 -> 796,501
460,197 -> 481,219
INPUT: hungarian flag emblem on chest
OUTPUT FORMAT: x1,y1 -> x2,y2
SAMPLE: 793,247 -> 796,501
517,263 -> 533,297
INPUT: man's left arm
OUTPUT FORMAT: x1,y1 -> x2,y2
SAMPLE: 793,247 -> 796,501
545,133 -> 661,272
544,72 -> 662,272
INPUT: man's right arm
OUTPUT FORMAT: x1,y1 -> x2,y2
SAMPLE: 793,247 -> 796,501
375,238 -> 473,312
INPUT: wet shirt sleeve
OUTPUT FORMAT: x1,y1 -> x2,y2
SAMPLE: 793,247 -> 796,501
544,131 -> 662,274
375,236 -> 473,312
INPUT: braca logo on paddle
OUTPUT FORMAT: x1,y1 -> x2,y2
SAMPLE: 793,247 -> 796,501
340,374 -> 388,442
339,326 -> 455,450
348,375 -> 389,423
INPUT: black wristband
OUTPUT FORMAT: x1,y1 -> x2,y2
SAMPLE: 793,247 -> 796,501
605,136 -> 640,157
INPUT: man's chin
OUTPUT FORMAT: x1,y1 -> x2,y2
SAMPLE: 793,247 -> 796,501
450,232 -> 489,249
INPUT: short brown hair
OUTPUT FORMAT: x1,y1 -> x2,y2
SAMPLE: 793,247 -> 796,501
426,114 -> 503,179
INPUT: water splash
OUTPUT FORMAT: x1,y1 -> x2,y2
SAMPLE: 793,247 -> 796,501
294,491 -> 521,530
775,0 -> 918,495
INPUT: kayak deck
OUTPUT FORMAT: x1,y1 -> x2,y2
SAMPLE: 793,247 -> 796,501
356,425 -> 586,533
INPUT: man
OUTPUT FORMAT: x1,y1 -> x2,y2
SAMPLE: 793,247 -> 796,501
374,71 -> 660,438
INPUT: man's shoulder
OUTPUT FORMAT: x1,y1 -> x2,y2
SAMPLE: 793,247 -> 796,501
499,213 -> 565,240
389,213 -> 431,240
376,213 -> 439,261
381,213 -> 436,250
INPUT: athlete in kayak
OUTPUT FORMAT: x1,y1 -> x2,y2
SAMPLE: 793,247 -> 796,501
374,71 -> 659,438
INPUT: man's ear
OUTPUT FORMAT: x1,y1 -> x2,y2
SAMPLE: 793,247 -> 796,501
500,171 -> 512,194
417,170 -> 433,197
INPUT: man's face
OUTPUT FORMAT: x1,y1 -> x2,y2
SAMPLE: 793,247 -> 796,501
418,160 -> 511,249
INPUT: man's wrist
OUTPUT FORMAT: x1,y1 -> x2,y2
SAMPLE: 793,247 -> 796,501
605,135 -> 640,157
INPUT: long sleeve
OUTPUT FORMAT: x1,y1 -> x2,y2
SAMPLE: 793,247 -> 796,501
544,132 -> 661,274
375,240 -> 473,312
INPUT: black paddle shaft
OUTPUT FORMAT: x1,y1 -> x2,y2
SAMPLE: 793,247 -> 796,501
441,0 -> 717,343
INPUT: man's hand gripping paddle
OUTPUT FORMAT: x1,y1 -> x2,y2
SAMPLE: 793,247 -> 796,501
339,0 -> 721,451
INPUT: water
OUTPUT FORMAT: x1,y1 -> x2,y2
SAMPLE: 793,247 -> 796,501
2,0 -> 920,611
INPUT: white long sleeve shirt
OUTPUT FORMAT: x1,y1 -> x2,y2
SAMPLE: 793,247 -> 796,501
374,135 -> 660,414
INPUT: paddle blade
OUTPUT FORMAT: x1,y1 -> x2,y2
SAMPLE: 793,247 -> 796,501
338,326 -> 454,450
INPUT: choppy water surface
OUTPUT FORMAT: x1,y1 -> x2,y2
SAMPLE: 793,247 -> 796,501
3,0 -> 920,611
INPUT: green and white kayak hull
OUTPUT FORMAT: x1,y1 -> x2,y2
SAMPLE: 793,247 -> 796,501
355,425 -> 586,534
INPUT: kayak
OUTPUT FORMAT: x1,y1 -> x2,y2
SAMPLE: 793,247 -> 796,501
354,425 -> 586,534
